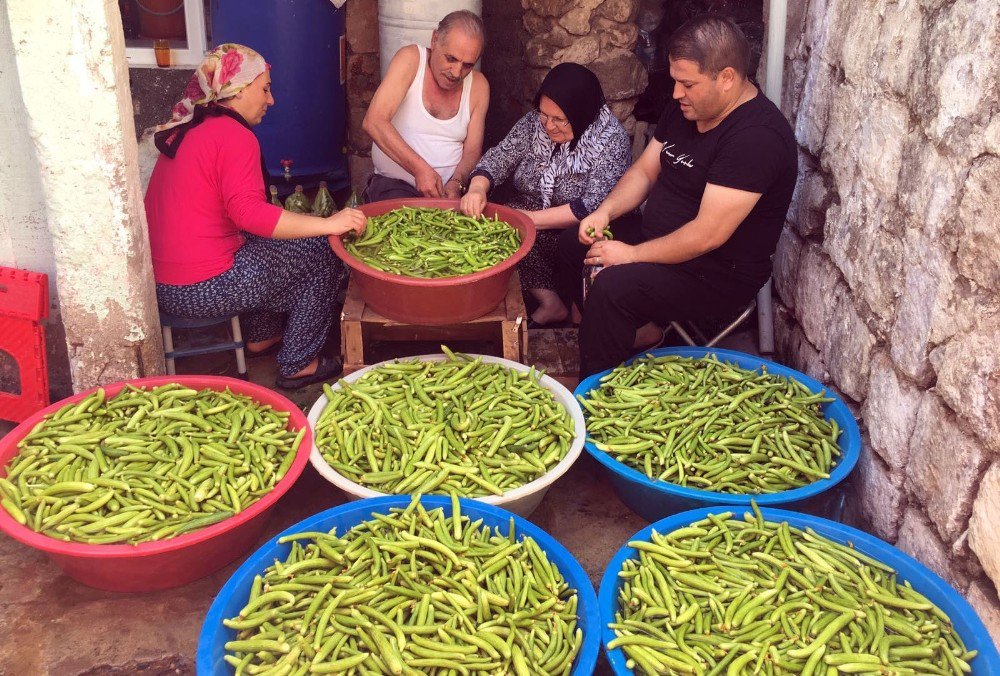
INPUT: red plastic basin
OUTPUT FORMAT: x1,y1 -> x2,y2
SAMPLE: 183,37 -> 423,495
0,376 -> 312,592
329,198 -> 536,325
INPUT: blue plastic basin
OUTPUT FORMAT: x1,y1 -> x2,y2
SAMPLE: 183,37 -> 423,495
197,495 -> 600,675
574,347 -> 861,522
599,506 -> 1000,674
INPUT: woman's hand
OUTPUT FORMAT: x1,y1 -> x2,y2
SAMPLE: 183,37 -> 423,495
579,210 -> 611,245
460,187 -> 488,217
327,208 -> 367,236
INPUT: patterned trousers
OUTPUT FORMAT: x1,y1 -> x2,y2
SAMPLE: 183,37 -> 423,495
156,235 -> 347,377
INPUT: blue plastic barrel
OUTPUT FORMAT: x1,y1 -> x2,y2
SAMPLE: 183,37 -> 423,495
212,0 -> 348,190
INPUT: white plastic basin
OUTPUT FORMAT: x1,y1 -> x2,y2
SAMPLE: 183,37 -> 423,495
307,353 -> 585,517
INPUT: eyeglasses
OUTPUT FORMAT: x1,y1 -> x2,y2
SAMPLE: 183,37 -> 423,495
537,110 -> 570,129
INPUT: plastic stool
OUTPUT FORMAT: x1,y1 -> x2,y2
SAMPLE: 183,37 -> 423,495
0,267 -> 49,423
159,313 -> 247,378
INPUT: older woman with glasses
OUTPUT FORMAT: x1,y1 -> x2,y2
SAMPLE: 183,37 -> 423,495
460,62 -> 635,328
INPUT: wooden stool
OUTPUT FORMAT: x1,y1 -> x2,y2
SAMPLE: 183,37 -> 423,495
340,273 -> 528,375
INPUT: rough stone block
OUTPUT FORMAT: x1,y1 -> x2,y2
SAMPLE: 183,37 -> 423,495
607,99 -> 637,129
522,10 -> 552,36
931,317 -> 1000,452
910,0 -> 1000,156
544,25 -> 576,49
346,54 -> 379,105
589,49 -> 647,101
957,156 -> 1000,292
772,228 -> 803,311
854,444 -> 905,541
524,36 -> 559,68
837,2 -> 880,86
596,0 -> 638,24
987,113 -> 1000,155
792,243 -> 841,354
890,231 -> 951,386
557,0 -> 603,35
594,16 -> 639,49
871,0 -> 925,97
907,393 -> 988,543
970,464 -> 1000,592
898,133 -> 966,238
855,98 -> 910,198
794,63 -> 835,156
775,305 -> 829,383
822,188 -> 903,326
345,0 -> 378,54
824,287 -> 876,402
791,161 -> 830,239
896,508 -> 968,589
965,579 -> 1000,648
862,352 -> 921,471
522,0 -> 571,19
554,35 -> 601,64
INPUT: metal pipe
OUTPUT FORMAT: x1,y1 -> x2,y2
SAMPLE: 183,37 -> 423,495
756,0 -> 789,355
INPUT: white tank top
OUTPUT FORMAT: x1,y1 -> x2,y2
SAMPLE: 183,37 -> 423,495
372,45 -> 473,187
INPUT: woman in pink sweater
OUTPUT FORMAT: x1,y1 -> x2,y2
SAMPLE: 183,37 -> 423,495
145,44 -> 364,388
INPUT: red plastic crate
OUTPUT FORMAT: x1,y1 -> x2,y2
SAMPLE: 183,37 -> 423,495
0,267 -> 49,423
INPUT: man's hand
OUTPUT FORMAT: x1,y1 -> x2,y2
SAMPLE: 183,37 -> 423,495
443,179 -> 463,199
584,239 -> 637,268
460,187 -> 487,217
327,208 -> 367,236
415,166 -> 444,198
579,210 -> 611,245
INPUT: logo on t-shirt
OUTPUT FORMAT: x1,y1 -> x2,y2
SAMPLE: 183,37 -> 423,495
661,141 -> 695,168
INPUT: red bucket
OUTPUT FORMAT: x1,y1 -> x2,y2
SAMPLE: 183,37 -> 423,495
329,198 -> 536,325
0,376 -> 311,592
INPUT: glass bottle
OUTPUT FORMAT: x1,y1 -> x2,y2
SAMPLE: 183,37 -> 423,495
312,181 -> 336,217
285,185 -> 311,214
269,185 -> 283,208
345,189 -> 362,209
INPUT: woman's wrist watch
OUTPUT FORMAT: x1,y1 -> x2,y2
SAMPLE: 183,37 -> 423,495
447,176 -> 466,194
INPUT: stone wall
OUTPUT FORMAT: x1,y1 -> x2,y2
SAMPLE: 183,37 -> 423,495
344,0 -> 379,192
774,0 -> 1000,640
521,0 -> 647,133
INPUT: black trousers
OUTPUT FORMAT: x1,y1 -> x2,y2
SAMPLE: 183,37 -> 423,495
363,174 -> 421,203
553,225 -> 769,378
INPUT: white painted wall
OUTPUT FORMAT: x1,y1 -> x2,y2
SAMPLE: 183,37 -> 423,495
0,14 -> 56,291
5,0 -> 164,390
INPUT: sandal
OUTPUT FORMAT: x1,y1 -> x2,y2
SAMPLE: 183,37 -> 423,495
275,356 -> 344,390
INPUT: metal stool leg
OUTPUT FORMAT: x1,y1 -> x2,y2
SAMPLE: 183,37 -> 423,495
705,301 -> 757,348
162,325 -> 176,375
230,316 -> 248,378
670,321 -> 698,347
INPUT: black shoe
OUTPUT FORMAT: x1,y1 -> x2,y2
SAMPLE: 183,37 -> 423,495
275,356 -> 344,390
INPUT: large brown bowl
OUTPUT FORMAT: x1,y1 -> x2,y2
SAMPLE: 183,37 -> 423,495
328,198 -> 535,325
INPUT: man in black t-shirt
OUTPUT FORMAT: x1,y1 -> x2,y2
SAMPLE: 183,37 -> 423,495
561,15 -> 797,377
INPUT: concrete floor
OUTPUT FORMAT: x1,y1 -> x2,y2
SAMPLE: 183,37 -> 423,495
0,326 -> 760,675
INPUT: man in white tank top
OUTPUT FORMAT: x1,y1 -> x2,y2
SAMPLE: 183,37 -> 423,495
363,11 -> 490,202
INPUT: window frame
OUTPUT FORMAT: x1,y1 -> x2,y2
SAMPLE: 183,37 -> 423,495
124,1 -> 208,69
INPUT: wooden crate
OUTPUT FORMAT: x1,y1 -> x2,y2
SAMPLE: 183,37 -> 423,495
340,272 -> 528,374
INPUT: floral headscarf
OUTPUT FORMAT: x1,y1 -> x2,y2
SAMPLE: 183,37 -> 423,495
156,43 -> 268,134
